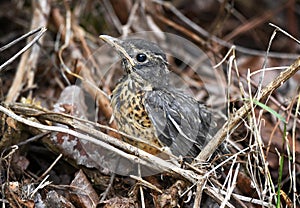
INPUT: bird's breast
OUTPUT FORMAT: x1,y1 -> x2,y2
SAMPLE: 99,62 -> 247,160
111,78 -> 163,151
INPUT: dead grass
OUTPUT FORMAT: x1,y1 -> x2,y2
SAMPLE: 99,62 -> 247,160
0,0 -> 299,207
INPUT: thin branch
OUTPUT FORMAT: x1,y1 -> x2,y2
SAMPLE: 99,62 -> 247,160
0,104 -> 199,183
196,56 -> 300,161
151,0 -> 299,59
0,27 -> 47,72
0,27 -> 43,52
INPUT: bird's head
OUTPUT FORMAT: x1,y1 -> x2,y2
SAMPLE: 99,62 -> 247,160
100,35 -> 169,86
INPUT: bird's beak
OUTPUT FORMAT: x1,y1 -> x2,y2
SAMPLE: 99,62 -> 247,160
99,35 -> 135,66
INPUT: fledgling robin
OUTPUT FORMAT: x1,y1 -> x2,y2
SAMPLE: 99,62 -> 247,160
100,35 -> 214,159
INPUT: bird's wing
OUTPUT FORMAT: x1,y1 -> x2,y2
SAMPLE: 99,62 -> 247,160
144,89 -> 213,158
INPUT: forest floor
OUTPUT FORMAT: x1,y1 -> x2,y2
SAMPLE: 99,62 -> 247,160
0,0 -> 299,207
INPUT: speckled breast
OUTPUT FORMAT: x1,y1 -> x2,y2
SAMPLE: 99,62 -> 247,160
111,77 -> 163,154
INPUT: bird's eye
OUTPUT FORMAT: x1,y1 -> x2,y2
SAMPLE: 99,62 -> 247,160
136,53 -> 147,62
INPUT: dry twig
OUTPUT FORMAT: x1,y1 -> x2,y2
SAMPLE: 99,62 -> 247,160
196,56 -> 300,161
